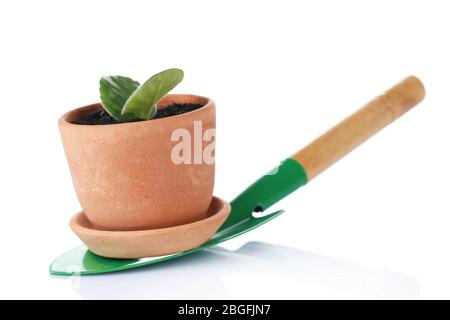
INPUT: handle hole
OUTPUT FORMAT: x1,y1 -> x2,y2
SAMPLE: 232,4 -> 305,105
253,205 -> 263,213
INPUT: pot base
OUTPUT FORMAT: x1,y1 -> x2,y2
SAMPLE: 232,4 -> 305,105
70,196 -> 230,259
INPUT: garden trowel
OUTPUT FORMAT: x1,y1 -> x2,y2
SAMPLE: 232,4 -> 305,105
50,76 -> 425,275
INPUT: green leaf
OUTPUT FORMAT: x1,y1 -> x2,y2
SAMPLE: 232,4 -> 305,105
99,76 -> 140,122
122,68 -> 184,120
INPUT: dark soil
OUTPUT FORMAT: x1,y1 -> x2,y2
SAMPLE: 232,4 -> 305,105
73,103 -> 203,125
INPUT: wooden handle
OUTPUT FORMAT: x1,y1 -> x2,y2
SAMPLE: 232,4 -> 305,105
292,76 -> 425,180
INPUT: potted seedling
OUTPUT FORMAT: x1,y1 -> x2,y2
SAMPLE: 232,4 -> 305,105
59,68 -> 218,236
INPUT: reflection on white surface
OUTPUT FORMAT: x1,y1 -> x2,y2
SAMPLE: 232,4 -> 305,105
69,241 -> 420,299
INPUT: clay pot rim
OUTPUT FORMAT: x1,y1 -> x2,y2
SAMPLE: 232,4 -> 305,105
70,196 -> 230,237
59,93 -> 213,129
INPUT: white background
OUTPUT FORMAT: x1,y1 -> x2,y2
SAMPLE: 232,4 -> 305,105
0,0 -> 449,299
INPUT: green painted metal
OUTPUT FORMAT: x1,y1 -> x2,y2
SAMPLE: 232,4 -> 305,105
220,158 -> 308,230
49,158 -> 308,276
50,210 -> 283,275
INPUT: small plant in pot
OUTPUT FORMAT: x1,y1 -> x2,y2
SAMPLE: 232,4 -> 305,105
59,68 -> 219,240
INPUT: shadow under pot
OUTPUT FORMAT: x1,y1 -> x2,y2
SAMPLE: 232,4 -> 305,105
59,94 -> 216,231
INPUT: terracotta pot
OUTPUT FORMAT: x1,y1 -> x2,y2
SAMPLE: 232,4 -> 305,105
59,94 -> 215,231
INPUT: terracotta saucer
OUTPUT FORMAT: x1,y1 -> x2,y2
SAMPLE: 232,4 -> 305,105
70,196 -> 231,259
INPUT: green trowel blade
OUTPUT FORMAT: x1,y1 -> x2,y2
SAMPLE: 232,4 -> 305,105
50,158 -> 308,276
50,209 -> 284,276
